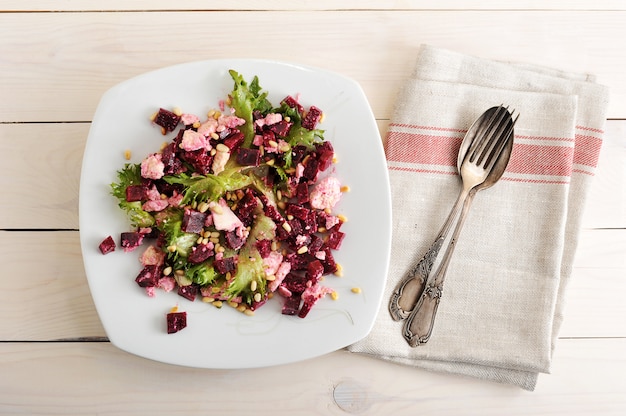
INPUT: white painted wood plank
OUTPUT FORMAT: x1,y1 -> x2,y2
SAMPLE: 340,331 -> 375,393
2,11 -> 626,121
0,339 -> 624,415
2,0 -> 626,12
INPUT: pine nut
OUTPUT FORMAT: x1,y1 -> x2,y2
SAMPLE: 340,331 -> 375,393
250,280 -> 257,291
254,293 -> 262,303
351,287 -> 361,294
297,246 -> 308,255
282,222 -> 292,232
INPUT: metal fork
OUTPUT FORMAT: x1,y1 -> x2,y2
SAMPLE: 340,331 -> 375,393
402,106 -> 517,347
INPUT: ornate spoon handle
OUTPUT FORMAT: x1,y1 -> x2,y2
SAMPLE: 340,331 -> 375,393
388,189 -> 468,321
402,189 -> 476,346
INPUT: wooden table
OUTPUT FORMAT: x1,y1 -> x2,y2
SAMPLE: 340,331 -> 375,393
1,1 -> 625,414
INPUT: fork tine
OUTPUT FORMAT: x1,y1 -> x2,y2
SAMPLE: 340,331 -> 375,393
468,105 -> 509,164
476,107 -> 512,165
482,110 -> 517,170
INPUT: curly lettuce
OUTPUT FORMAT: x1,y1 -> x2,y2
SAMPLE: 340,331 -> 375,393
110,163 -> 155,228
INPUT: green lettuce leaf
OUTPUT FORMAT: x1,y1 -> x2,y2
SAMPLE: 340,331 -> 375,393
163,167 -> 252,205
110,163 -> 155,228
228,70 -> 272,148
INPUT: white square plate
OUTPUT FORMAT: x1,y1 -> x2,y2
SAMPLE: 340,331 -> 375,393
79,59 -> 391,368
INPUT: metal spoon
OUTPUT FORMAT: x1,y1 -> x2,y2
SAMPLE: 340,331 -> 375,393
388,106 -> 514,321
402,106 -> 517,346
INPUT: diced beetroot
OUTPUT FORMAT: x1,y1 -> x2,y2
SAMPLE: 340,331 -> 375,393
281,272 -> 309,294
161,142 -> 184,174
286,203 -> 310,220
302,106 -> 322,130
319,246 -> 337,274
256,239 -> 272,258
281,294 -> 302,316
187,243 -> 214,264
166,311 -> 187,334
309,234 -> 324,253
178,284 -> 198,301
301,157 -> 319,182
214,256 -> 237,274
326,230 -> 345,250
236,148 -> 261,166
290,145 -> 308,165
236,188 -> 258,225
259,195 -> 285,223
224,230 -> 246,250
316,141 -> 334,172
135,265 -> 161,287
295,182 -> 310,204
268,120 -> 293,138
223,130 -> 245,151
98,235 -> 116,255
306,260 -> 324,282
154,108 -> 181,133
181,208 -> 207,234
125,185 -> 147,202
287,252 -> 314,271
180,149 -> 213,175
298,284 -> 334,318
120,232 -> 144,252
281,95 -> 304,114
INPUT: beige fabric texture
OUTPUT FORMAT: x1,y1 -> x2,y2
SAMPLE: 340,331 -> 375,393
347,45 -> 609,390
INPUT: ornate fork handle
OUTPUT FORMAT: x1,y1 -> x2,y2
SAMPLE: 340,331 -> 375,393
388,190 -> 468,321
402,188 -> 476,346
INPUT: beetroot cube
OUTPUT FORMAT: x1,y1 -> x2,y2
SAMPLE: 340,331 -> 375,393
121,232 -> 144,252
166,311 -> 187,334
281,294 -> 302,316
223,130 -> 245,151
295,182 -> 310,204
181,149 -> 213,174
98,236 -> 116,255
181,208 -> 206,234
256,239 -> 272,258
236,188 -> 258,225
309,234 -> 324,253
236,148 -> 261,166
320,246 -> 337,274
281,272 -> 309,294
154,108 -> 181,133
281,96 -> 304,114
214,256 -> 237,274
125,185 -> 147,202
301,157 -> 319,182
302,106 -> 322,130
306,260 -> 324,282
135,265 -> 161,287
187,243 -> 214,264
326,230 -> 345,250
268,120 -> 293,138
286,204 -> 310,220
316,141 -> 334,172
161,142 -> 184,174
224,230 -> 246,250
178,284 -> 198,301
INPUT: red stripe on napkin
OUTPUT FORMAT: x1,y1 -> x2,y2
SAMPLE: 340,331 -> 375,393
507,143 -> 574,177
385,131 -> 461,166
573,133 -> 602,169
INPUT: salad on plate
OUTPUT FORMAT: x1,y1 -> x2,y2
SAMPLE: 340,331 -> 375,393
100,70 -> 349,332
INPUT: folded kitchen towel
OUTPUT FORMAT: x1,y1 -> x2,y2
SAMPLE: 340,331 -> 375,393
347,45 -> 609,390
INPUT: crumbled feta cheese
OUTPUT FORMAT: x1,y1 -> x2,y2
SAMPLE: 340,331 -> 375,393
309,176 -> 342,210
140,153 -> 165,180
180,129 -> 210,152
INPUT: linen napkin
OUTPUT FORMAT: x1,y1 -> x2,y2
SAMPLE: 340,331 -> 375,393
347,45 -> 609,390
